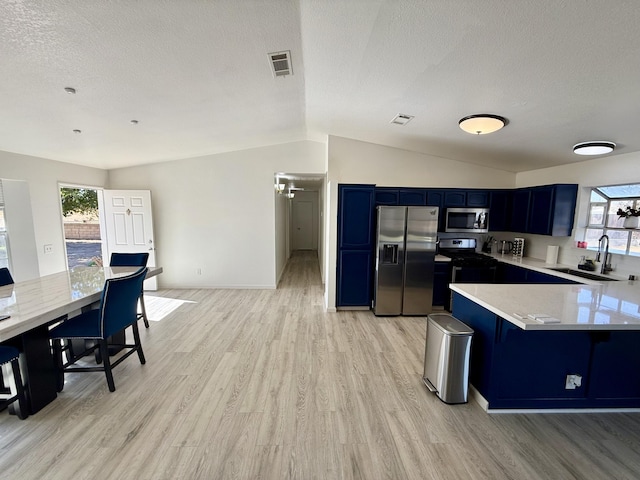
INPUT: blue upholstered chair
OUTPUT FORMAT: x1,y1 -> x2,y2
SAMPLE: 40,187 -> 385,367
0,346 -> 28,419
50,267 -> 148,392
0,267 -> 14,287
110,253 -> 150,328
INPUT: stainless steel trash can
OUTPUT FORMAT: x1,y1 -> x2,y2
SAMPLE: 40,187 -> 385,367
423,313 -> 474,404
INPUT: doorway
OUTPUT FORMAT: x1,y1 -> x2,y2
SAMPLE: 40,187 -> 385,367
59,185 -> 103,269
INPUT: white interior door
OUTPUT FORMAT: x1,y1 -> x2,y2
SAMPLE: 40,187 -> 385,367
292,201 -> 313,250
100,190 -> 157,290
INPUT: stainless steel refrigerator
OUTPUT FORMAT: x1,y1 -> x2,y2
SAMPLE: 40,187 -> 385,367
373,206 -> 439,316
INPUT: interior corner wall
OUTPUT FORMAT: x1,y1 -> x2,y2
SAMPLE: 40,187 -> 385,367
324,135 -> 517,311
274,189 -> 289,285
107,140 -> 326,289
0,151 -> 108,276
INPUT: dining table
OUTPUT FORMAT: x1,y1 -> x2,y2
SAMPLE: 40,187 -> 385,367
0,265 -> 162,414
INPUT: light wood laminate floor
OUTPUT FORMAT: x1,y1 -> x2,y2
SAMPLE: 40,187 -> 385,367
1,251 -> 639,479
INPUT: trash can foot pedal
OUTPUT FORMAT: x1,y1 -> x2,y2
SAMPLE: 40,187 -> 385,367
422,377 -> 437,393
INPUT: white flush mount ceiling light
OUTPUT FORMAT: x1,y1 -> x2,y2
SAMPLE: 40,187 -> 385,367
458,114 -> 507,135
573,141 -> 616,156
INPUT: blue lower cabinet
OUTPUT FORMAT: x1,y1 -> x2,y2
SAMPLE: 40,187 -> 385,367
588,331 -> 640,403
451,293 -> 640,409
337,250 -> 373,307
497,263 -> 577,284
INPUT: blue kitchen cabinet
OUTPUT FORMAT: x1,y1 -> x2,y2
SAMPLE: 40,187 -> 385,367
588,331 -> 640,404
432,262 -> 450,307
497,263 -> 577,284
489,190 -> 512,232
338,184 -> 375,249
444,190 -> 466,207
466,190 -> 489,207
510,188 -> 531,233
375,188 -> 399,206
529,184 -> 578,236
337,184 -> 375,307
399,188 -> 427,206
525,270 -> 577,284
451,293 -> 640,409
337,250 -> 373,307
426,190 -> 444,208
510,184 -> 578,236
496,263 -> 529,283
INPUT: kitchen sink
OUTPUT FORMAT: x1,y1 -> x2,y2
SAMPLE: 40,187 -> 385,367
548,267 -> 618,281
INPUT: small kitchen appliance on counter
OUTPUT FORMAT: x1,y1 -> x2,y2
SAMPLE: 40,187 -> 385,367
512,238 -> 525,259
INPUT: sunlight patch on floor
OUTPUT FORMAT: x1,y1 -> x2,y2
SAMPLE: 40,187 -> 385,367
144,295 -> 195,322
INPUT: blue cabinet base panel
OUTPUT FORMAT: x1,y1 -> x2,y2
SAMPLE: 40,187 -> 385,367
452,293 -> 640,409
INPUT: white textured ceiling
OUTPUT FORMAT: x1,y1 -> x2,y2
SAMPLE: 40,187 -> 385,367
2,0 -> 640,172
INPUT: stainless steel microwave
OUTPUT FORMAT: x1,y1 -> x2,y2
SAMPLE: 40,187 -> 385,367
445,208 -> 489,233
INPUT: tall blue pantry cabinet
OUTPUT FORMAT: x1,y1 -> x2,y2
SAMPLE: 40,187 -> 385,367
336,185 -> 375,306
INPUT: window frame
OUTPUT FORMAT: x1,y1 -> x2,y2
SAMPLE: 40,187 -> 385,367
585,186 -> 640,257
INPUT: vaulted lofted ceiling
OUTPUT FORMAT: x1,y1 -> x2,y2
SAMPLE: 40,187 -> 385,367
1,0 -> 639,173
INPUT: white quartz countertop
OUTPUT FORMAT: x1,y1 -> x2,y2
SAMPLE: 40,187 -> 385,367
451,280 -> 640,331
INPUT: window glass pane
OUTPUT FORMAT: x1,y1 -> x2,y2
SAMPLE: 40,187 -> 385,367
597,184 -> 640,198
0,209 -> 5,231
588,204 -> 605,225
585,228 -> 604,249
630,231 -> 640,257
591,190 -> 607,202
608,200 -> 634,227
608,230 -> 630,255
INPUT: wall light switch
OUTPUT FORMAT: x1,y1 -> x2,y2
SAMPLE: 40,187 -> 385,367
44,244 -> 53,254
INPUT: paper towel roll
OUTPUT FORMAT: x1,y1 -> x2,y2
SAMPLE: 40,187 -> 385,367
546,245 -> 559,264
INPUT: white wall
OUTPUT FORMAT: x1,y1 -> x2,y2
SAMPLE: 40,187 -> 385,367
0,151 -> 108,276
515,151 -> 640,278
274,190 -> 289,285
1,179 -> 40,281
324,136 -> 517,310
108,141 -> 326,289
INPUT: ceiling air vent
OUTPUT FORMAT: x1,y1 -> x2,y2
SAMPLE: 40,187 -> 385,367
390,114 -> 414,126
268,51 -> 292,77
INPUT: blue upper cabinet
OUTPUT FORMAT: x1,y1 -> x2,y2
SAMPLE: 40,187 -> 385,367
548,184 -> 578,236
489,190 -> 512,231
444,190 -> 466,207
426,190 -> 444,208
526,184 -> 578,236
528,185 -> 555,235
338,184 -> 375,249
375,188 -> 399,206
510,188 -> 532,233
466,190 -> 489,207
399,188 -> 427,206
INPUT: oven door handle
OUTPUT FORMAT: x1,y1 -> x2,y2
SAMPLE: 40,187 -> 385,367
451,266 -> 461,283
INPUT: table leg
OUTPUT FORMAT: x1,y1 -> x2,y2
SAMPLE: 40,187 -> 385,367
19,324 -> 58,414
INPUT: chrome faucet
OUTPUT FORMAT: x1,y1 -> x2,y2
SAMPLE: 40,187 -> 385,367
596,234 -> 612,274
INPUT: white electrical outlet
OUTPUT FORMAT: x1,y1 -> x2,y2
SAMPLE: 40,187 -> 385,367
44,244 -> 53,254
196,268 -> 202,275
565,374 -> 582,389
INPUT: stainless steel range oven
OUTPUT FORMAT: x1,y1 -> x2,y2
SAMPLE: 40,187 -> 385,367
438,238 -> 498,310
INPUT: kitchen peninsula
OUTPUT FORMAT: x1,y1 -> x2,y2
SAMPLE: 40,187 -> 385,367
451,276 -> 640,410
